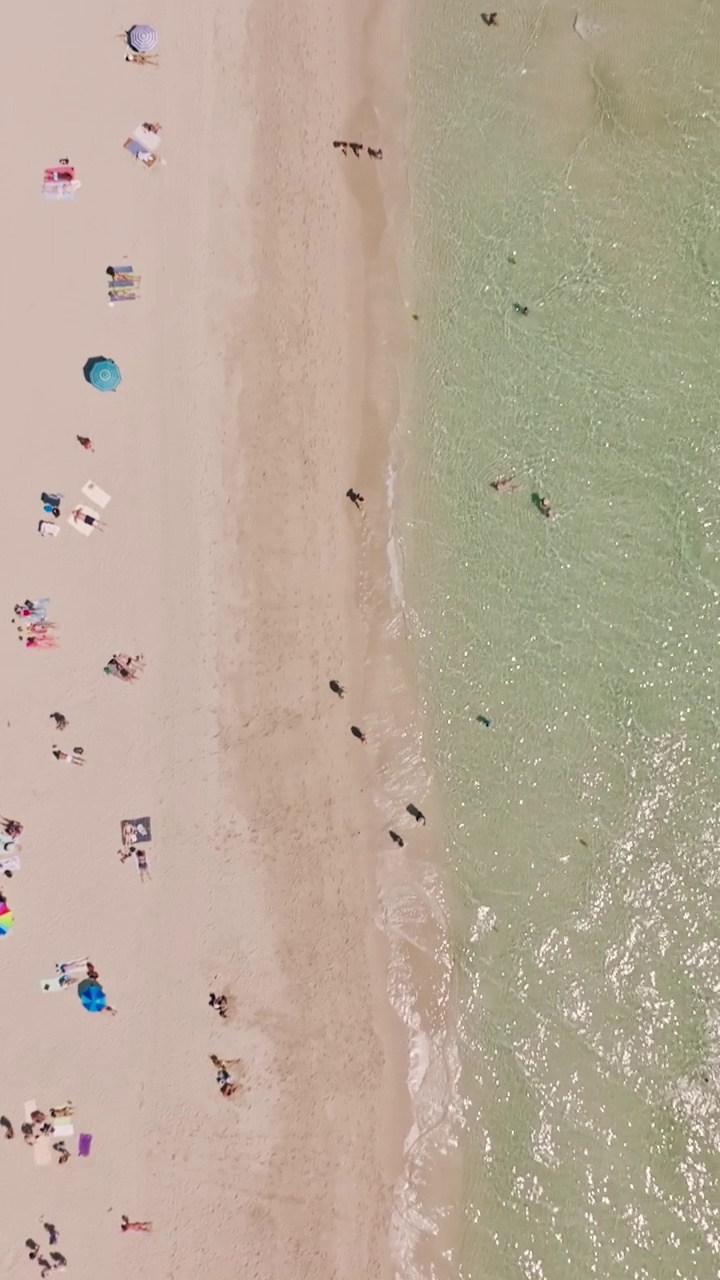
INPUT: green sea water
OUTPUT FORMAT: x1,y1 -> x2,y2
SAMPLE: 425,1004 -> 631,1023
407,2 -> 720,1276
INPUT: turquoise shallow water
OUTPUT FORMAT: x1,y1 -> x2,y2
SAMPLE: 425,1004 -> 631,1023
408,1 -> 720,1275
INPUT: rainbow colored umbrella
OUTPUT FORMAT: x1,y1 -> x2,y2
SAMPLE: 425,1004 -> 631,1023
0,903 -> 15,936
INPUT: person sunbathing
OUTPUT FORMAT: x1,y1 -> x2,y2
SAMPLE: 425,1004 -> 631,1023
120,1217 -> 152,1233
72,508 -> 107,531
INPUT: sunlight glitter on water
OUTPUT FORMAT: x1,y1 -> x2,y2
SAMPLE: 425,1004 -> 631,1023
407,0 -> 720,1275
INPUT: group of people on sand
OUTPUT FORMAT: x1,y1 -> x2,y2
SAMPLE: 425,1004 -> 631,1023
25,1225 -> 67,1276
103,652 -> 144,681
210,1053 -> 241,1098
328,568 -> 429,843
20,1108 -> 71,1165
333,141 -> 382,158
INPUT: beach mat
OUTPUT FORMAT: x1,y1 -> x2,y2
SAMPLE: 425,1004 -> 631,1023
81,481 -> 111,509
78,1132 -> 92,1157
24,1101 -> 52,1166
52,1122 -> 74,1138
40,977 -> 64,993
122,816 -> 152,844
67,506 -> 99,537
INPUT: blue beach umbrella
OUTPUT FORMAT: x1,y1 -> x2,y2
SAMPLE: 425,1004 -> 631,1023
83,357 -> 121,393
77,978 -> 106,1013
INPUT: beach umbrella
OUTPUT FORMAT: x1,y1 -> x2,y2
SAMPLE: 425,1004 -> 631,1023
0,904 -> 14,936
128,23 -> 158,51
83,357 -> 121,393
77,979 -> 106,1013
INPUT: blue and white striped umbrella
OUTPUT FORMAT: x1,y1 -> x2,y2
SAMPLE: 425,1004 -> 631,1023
128,23 -> 158,52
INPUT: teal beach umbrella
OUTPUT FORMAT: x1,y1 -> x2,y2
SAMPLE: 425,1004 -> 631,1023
83,357 -> 121,392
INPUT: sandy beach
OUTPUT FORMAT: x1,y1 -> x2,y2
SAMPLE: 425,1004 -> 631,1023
0,0 -> 413,1275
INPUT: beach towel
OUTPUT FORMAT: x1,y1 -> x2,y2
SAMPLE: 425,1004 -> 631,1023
52,1122 -> 74,1139
123,125 -> 161,166
42,167 -> 81,200
81,481 -> 111,509
108,265 -> 140,304
78,1133 -> 92,1157
122,816 -> 152,844
67,506 -> 100,537
0,856 -> 20,874
40,977 -> 65,993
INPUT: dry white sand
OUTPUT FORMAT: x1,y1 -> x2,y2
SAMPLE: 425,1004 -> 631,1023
0,0 -> 410,1275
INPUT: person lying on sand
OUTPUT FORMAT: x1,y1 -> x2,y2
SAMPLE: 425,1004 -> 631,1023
120,1217 -> 152,1233
71,508 -> 107,531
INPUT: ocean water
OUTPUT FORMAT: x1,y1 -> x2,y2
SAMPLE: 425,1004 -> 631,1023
405,1 -> 720,1276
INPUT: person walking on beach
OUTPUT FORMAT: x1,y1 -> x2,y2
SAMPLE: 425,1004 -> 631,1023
329,679 -> 345,698
481,12 -> 498,25
50,712 -> 68,730
349,142 -> 363,156
0,1115 -> 13,1139
346,488 -> 364,508
76,436 -> 94,452
367,147 -> 383,159
350,725 -> 366,743
333,140 -> 348,154
407,804 -> 426,824
389,830 -> 405,847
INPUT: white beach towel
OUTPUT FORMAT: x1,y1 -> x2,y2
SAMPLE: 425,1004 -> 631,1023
81,481 -> 111,509
68,506 -> 100,536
